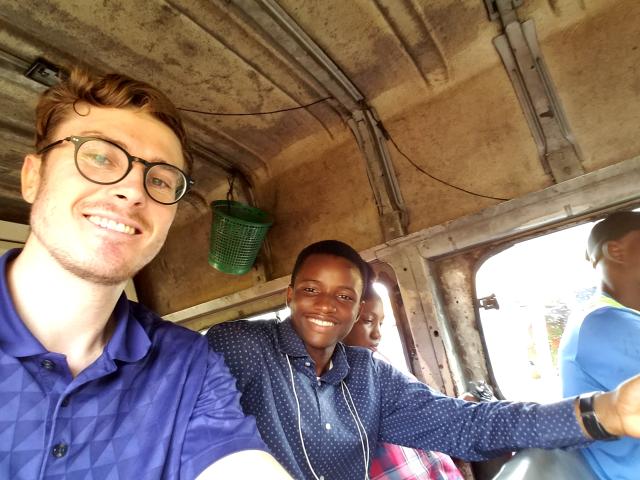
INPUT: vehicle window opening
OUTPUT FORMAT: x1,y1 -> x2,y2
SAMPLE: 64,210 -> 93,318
475,221 -> 599,402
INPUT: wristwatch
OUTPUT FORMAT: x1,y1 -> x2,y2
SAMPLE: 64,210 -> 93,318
578,391 -> 619,441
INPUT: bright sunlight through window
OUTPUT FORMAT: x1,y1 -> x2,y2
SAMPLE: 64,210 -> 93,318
476,222 -> 599,402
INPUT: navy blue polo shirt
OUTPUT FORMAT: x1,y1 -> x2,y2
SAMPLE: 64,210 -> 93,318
208,318 -> 590,480
0,250 -> 266,479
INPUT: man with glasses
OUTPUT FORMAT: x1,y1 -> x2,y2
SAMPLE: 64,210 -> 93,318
0,69 -> 291,479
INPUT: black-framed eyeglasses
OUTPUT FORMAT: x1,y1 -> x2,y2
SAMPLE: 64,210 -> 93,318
37,136 -> 195,205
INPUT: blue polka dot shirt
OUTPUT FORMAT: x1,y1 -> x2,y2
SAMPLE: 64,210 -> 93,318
208,318 -> 590,479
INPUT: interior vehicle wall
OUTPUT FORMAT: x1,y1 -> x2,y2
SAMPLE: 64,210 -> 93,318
523,0 -> 640,170
253,127 -> 384,278
376,0 -> 640,234
1,1 -> 639,317
139,126 -> 384,315
433,251 -> 492,389
145,0 -> 640,315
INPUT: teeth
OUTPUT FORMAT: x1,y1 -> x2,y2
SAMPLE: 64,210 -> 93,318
88,215 -> 136,235
309,318 -> 334,327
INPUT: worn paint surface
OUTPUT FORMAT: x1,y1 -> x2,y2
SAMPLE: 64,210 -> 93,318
434,251 -> 492,386
0,0 -> 638,312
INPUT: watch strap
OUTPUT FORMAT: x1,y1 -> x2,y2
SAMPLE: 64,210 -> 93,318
578,391 -> 618,441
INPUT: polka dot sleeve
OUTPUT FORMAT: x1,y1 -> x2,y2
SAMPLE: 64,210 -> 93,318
375,358 -> 590,461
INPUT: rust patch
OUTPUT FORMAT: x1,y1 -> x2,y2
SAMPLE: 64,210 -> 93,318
255,134 -> 384,278
435,250 -> 491,382
423,1 -> 486,56
177,39 -> 199,58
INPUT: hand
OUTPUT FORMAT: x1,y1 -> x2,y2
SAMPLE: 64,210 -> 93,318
595,374 -> 640,438
196,450 -> 293,479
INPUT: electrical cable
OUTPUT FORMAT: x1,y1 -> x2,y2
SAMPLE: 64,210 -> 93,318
180,90 -> 509,201
177,97 -> 332,116
384,130 -> 511,202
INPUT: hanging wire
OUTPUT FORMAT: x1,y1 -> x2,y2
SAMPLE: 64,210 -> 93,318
226,172 -> 236,203
383,129 -> 511,202
180,87 -> 509,201
177,97 -> 332,116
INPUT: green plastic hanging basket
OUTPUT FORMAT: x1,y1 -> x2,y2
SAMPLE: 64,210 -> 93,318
209,200 -> 273,275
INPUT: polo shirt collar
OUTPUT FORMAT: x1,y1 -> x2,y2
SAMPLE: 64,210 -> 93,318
0,249 -> 47,357
0,249 -> 151,363
104,293 -> 151,363
275,317 -> 350,384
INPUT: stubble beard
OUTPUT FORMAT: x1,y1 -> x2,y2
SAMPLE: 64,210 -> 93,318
29,179 -> 163,286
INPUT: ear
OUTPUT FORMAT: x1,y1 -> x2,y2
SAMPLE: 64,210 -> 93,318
602,241 -> 624,264
286,285 -> 294,309
21,153 -> 44,204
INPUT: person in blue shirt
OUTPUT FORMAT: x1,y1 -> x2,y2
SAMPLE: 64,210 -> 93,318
560,211 -> 640,480
0,68 -> 291,479
208,239 -> 640,480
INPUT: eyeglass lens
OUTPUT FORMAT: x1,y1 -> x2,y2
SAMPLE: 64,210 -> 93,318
76,139 -> 187,204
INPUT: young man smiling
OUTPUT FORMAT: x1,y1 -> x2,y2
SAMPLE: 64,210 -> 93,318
0,70 -> 291,479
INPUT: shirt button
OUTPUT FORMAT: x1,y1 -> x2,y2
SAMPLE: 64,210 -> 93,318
325,423 -> 331,430
51,442 -> 68,458
316,379 -> 322,387
61,396 -> 70,407
304,361 -> 311,367
41,359 -> 55,370
319,476 -> 325,480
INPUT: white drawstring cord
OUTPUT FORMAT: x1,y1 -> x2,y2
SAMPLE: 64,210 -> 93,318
285,353 -> 370,480
286,354 -> 321,480
341,381 -> 370,480
339,344 -> 370,479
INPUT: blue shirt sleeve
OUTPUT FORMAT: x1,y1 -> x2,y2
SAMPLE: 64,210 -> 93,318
207,320 -> 267,389
180,347 -> 268,479
376,359 -> 589,461
572,308 -> 640,392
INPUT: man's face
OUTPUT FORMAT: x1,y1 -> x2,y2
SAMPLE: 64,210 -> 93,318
22,106 -> 184,285
343,294 -> 384,350
287,253 -> 363,360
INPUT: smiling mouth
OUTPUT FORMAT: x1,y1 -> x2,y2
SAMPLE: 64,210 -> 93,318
308,317 -> 336,328
87,215 -> 138,235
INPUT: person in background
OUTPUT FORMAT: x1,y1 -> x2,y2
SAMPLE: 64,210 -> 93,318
342,271 -> 464,480
208,239 -> 640,480
0,68 -> 291,479
560,211 -> 640,480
